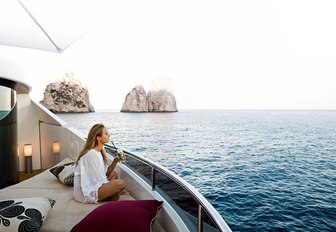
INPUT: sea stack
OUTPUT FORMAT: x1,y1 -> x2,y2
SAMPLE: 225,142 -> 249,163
121,83 -> 178,112
147,89 -> 178,112
41,72 -> 95,113
120,85 -> 148,112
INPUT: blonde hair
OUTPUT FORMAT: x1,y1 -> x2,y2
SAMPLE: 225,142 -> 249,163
76,123 -> 108,165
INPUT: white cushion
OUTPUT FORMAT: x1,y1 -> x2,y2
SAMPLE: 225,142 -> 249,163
0,197 -> 55,232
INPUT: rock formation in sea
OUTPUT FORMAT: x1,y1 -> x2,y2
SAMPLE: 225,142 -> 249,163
41,72 -> 95,113
121,84 -> 178,112
147,89 -> 178,112
120,85 -> 148,112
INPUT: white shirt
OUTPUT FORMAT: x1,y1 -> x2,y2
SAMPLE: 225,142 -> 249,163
73,149 -> 109,204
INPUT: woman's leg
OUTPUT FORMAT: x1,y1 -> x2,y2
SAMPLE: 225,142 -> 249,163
98,179 -> 125,201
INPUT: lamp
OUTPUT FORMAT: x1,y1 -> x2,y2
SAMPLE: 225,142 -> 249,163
52,141 -> 60,154
53,141 -> 60,163
24,144 -> 33,174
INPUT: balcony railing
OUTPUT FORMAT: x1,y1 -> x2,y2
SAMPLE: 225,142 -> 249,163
105,144 -> 231,232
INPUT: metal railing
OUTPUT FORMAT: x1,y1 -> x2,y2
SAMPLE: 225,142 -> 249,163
105,144 -> 232,232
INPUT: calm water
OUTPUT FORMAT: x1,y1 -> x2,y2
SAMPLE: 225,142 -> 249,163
58,110 -> 336,231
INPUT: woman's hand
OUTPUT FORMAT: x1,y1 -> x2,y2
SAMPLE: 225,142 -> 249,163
113,156 -> 119,163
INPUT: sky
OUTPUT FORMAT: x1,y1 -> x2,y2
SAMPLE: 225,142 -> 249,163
1,0 -> 336,110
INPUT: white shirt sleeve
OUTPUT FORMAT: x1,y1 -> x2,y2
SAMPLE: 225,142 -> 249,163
78,149 -> 109,203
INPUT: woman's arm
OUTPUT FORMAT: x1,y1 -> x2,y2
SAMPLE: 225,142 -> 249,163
106,156 -> 119,178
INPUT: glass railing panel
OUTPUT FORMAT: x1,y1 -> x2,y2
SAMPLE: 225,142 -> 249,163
202,208 -> 221,232
154,170 -> 221,232
105,147 -> 152,185
123,156 -> 152,182
104,146 -> 222,232
154,169 -> 199,231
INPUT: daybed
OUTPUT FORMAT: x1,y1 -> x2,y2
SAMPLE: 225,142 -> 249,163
0,158 -> 135,232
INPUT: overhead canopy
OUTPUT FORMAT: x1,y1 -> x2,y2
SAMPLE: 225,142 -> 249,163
0,0 -> 102,53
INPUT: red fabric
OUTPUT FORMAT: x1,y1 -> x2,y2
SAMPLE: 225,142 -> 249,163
70,200 -> 163,232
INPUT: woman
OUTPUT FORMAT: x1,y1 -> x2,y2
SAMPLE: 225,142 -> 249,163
74,123 -> 125,203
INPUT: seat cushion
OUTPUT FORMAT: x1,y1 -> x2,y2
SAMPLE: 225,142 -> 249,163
70,200 -> 163,232
0,197 -> 55,232
49,162 -> 75,185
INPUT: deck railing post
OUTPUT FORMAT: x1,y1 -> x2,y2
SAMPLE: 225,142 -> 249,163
198,204 -> 203,232
151,167 -> 156,191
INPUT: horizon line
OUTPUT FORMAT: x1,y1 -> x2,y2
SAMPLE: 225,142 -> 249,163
94,108 -> 336,112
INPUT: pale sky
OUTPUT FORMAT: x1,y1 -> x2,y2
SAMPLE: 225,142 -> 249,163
1,0 -> 336,110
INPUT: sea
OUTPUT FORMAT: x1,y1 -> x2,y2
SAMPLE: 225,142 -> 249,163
57,110 -> 336,232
